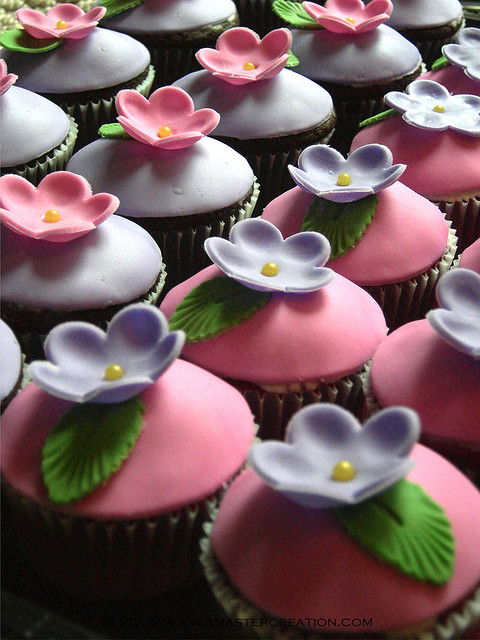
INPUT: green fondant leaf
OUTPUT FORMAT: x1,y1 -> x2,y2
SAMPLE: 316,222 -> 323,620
0,29 -> 63,53
334,479 -> 455,584
431,55 -> 450,71
101,0 -> 146,18
359,108 -> 398,128
286,50 -> 300,68
301,195 -> 377,260
169,276 -> 271,343
272,1 -> 320,28
42,398 -> 145,504
98,122 -> 132,139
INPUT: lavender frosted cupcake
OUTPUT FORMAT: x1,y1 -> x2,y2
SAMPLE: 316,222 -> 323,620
1,4 -> 154,148
0,60 -> 77,184
0,319 -> 25,413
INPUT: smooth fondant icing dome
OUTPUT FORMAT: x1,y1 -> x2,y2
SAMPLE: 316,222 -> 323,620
0,320 -> 22,404
386,0 -> 463,29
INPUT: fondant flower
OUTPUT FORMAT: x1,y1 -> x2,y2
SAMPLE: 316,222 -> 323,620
289,143 -> 406,203
443,27 -> 480,83
115,87 -> 220,149
29,305 -> 186,404
248,404 -> 420,508
0,59 -> 17,95
0,172 -> 119,242
16,4 -> 106,40
204,218 -> 334,293
196,27 -> 291,86
427,268 -> 480,359
302,0 -> 392,33
385,79 -> 480,136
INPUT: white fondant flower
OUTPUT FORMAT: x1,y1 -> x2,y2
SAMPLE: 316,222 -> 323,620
204,218 -> 334,293
443,27 -> 480,83
385,79 -> 480,135
248,404 -> 420,508
288,143 -> 405,203
29,305 -> 185,404
427,268 -> 480,359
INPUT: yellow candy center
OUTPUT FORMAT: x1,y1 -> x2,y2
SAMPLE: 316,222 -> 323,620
243,62 -> 257,71
346,16 -> 355,23
331,461 -> 356,482
55,20 -> 67,29
104,364 -> 125,381
43,209 -> 61,223
157,125 -> 172,138
433,104 -> 445,113
337,173 -> 351,186
261,262 -> 279,277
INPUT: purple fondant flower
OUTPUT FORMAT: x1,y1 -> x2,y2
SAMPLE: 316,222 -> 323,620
427,268 -> 480,359
0,172 -> 119,242
196,27 -> 291,85
28,305 -> 185,404
385,79 -> 480,136
248,404 -> 420,508
0,59 -> 17,95
288,143 -> 405,203
16,4 -> 105,40
303,0 -> 392,33
115,87 -> 220,149
443,28 -> 480,83
205,218 -> 334,293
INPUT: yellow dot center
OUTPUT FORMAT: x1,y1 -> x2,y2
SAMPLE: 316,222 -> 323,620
331,461 -> 356,482
55,20 -> 67,29
337,173 -> 351,186
157,126 -> 172,138
243,62 -> 256,71
104,364 -> 124,381
433,104 -> 445,113
261,262 -> 279,277
43,209 -> 61,223
346,16 -> 355,23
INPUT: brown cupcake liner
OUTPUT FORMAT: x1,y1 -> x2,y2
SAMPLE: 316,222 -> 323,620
433,196 -> 480,255
363,223 -> 458,331
6,115 -> 78,186
200,517 -> 480,640
60,65 -> 155,149
231,369 -> 366,441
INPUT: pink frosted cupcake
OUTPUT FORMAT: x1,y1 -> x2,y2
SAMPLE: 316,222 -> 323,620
161,218 -> 387,439
0,304 -> 255,597
365,268 -> 480,479
352,78 -> 480,253
262,142 -> 457,330
456,237 -> 480,272
202,404 -> 480,639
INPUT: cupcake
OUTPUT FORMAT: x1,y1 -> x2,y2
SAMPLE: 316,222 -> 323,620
457,237 -> 480,271
385,0 -> 464,68
0,171 -> 165,354
66,86 -> 259,292
272,0 -> 423,152
352,78 -> 480,253
202,403 -> 480,639
365,268 -> 480,479
174,27 -> 336,210
161,217 -> 387,439
100,0 -> 239,88
422,27 -> 480,96
0,4 -> 154,148
262,143 -> 458,330
0,304 -> 256,597
0,59 -> 77,184
0,319 -> 25,413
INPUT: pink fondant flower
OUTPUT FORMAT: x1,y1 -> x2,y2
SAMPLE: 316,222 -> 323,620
16,3 -> 106,40
196,27 -> 291,86
303,0 -> 392,33
0,59 -> 17,95
0,172 -> 119,242
115,87 -> 220,149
